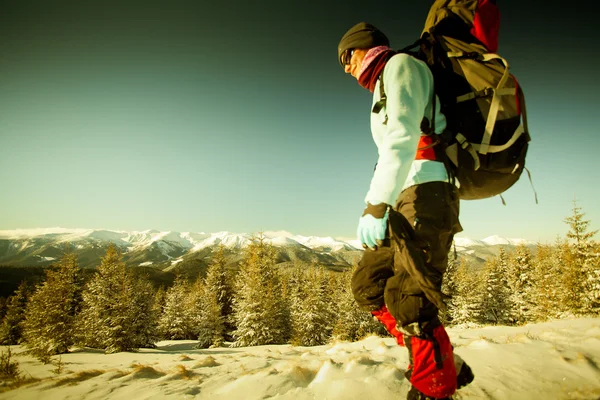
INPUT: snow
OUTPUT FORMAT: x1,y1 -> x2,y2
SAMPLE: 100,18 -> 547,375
454,237 -> 486,247
263,230 -> 296,239
34,255 -> 56,261
480,235 -> 532,246
265,236 -> 301,247
291,235 -> 359,251
3,317 -> 600,399
0,228 -> 90,239
123,230 -> 195,251
179,232 -> 212,245
190,232 -> 253,251
337,238 -> 363,250
151,232 -> 195,249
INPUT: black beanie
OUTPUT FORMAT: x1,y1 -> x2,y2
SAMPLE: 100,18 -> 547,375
337,22 -> 390,66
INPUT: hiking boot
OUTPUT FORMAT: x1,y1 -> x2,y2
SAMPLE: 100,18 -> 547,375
407,385 -> 452,400
456,359 -> 474,389
453,354 -> 474,389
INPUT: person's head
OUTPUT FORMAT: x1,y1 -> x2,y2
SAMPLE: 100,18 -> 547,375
338,22 -> 389,79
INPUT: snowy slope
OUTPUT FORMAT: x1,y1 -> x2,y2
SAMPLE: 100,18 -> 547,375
2,317 -> 599,399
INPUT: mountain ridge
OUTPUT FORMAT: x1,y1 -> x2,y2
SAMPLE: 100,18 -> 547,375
0,227 -> 535,271
0,227 -> 538,298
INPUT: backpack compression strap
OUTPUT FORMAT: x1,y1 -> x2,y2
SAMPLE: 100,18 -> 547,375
447,52 -> 528,157
450,52 -> 516,155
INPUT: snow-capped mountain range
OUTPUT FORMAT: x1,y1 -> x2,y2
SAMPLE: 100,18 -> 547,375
0,227 -> 534,271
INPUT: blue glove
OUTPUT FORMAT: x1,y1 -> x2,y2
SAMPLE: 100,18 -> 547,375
357,203 -> 390,250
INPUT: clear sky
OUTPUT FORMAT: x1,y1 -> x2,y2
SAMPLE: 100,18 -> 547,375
1,1 -> 598,243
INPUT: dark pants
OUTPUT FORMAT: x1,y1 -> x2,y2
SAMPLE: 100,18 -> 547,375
351,181 -> 462,398
351,181 -> 461,329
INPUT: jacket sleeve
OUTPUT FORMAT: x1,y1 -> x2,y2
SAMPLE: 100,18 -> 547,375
364,54 -> 433,206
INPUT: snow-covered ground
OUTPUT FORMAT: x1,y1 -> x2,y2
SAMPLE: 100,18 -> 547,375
2,317 -> 600,400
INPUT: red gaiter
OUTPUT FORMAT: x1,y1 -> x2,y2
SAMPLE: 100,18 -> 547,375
404,325 -> 457,398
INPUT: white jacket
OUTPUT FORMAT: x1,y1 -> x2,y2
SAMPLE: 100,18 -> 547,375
365,53 -> 451,206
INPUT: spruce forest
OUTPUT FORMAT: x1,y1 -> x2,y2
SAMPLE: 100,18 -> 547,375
0,202 -> 598,362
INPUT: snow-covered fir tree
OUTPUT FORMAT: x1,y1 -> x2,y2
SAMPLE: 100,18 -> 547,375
77,245 -> 158,353
277,266 -> 293,344
506,245 -> 536,324
269,268 -> 291,345
447,258 -> 483,326
582,242 -> 600,315
231,235 -> 287,347
480,248 -> 513,325
291,266 -> 331,346
21,250 -> 83,360
565,199 -> 598,260
0,281 -> 30,345
188,276 -> 222,348
440,255 -> 459,325
158,275 -> 195,340
330,267 -> 384,342
286,264 -> 306,342
529,242 -> 564,321
153,286 -> 167,318
564,201 -> 599,314
125,273 -> 159,348
324,268 -> 341,337
557,239 -> 582,315
201,245 -> 233,346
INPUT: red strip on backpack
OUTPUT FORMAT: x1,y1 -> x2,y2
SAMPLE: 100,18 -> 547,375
471,0 -> 500,52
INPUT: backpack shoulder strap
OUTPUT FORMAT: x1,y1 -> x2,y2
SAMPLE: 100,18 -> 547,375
372,38 -> 425,118
371,47 -> 436,134
372,72 -> 387,118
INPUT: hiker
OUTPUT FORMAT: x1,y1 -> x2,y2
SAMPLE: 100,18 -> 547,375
337,22 -> 474,400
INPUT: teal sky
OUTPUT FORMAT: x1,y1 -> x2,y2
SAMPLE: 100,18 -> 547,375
1,1 -> 598,243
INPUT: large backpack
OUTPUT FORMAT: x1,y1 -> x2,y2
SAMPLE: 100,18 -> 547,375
379,0 -> 533,202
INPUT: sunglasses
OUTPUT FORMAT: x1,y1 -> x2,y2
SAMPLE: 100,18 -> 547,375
341,49 -> 355,65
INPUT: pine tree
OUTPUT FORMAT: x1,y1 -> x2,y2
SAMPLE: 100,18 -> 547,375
447,258 -> 484,326
440,255 -> 459,325
291,266 -> 331,346
231,235 -> 287,347
564,200 -> 599,314
330,267 -> 384,342
158,275 -> 195,340
188,276 -> 223,348
77,245 -> 157,353
187,277 -> 208,347
287,263 -> 306,342
277,266 -> 293,344
128,275 -> 159,348
565,198 -> 598,260
480,249 -> 513,325
559,238 -> 584,315
506,245 -> 536,324
153,285 -> 167,318
529,242 -> 564,321
201,245 -> 233,346
22,250 -> 83,360
0,282 -> 30,345
267,265 -> 289,345
583,242 -> 600,315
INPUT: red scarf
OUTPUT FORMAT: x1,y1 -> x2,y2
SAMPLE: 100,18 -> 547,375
358,47 -> 396,93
